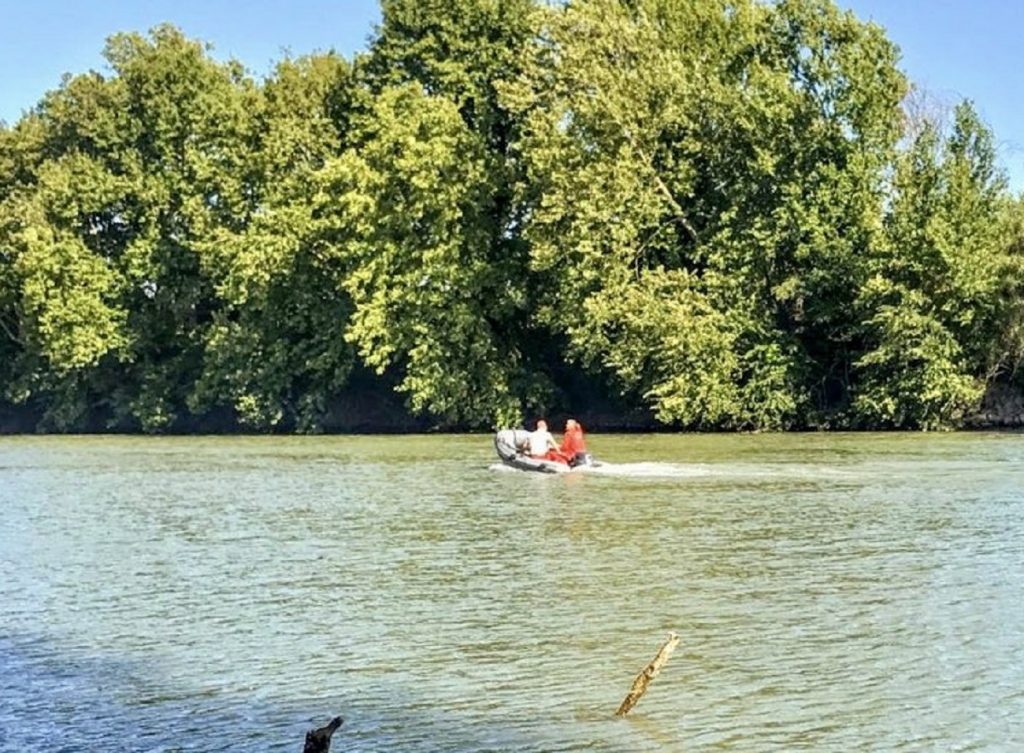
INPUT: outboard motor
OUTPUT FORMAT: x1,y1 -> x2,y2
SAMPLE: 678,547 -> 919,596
569,452 -> 596,468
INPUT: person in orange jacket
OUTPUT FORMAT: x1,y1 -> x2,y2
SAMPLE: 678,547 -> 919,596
560,418 -> 587,464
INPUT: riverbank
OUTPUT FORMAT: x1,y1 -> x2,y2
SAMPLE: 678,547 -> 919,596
3,382 -> 1024,435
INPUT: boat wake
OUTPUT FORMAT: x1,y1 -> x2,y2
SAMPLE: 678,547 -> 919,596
490,460 -> 854,480
581,462 -> 715,478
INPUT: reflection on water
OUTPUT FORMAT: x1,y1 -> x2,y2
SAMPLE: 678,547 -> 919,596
2,433 -> 1024,751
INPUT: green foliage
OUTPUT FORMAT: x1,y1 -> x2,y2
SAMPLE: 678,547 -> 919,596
502,0 -> 905,428
369,0 -> 534,140
574,269 -> 740,427
0,148 -> 133,427
852,100 -> 1018,427
0,26 -> 256,429
853,281 -> 981,429
2,6 -> 1024,433
190,53 -> 359,430
343,0 -> 542,427
329,85 -> 523,426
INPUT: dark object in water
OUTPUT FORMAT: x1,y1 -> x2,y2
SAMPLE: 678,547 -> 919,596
493,429 -> 599,473
303,716 -> 343,753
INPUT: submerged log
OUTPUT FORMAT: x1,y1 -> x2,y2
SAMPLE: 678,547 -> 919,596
615,632 -> 680,716
303,716 -> 343,753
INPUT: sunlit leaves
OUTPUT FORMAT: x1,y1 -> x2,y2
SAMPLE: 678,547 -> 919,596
1,6 -> 1023,433
503,0 -> 908,428
847,100 -> 1021,427
190,53 -> 358,431
331,85 -> 521,425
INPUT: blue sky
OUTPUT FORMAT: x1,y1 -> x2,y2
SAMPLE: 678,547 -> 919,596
2,1 -> 1022,189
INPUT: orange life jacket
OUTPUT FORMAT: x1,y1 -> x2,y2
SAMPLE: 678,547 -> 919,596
561,426 -> 586,458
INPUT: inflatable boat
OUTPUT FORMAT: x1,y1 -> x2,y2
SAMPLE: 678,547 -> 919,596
493,429 -> 599,473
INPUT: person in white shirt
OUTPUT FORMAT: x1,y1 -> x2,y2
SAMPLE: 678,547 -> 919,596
527,419 -> 564,461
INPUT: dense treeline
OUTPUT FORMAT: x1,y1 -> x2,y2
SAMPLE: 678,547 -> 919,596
2,0 -> 1024,433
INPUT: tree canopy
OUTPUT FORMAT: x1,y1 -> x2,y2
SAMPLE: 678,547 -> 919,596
2,1 -> 1023,433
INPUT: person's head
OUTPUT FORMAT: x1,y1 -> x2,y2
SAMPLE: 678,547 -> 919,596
536,419 -> 548,431
566,419 -> 578,430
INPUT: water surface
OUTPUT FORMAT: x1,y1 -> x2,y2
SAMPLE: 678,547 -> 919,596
2,433 -> 1023,751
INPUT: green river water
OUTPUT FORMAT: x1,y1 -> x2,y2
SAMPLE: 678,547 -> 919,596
2,432 -> 1024,751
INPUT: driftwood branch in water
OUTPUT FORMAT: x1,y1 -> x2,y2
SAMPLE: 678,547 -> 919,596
615,632 -> 680,716
303,716 -> 343,753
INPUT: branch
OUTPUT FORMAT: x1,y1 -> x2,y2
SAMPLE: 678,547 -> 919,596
0,311 -> 22,346
596,92 -> 698,243
615,632 -> 680,716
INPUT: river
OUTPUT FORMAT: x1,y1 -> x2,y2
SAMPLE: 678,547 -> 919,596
2,432 -> 1023,751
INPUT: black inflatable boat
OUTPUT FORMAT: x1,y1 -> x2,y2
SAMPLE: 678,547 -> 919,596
493,429 -> 599,473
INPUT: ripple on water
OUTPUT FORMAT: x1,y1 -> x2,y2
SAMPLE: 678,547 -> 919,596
2,433 -> 1024,751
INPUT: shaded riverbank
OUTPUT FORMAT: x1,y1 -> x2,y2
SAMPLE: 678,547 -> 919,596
5,381 -> 1024,434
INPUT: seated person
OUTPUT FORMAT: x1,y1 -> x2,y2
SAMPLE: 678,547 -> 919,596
528,419 -> 567,463
560,418 -> 587,464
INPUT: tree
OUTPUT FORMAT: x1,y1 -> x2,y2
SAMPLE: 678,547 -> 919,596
854,101 -> 1017,428
0,25 -> 259,430
503,0 -> 906,428
190,53 -> 360,430
326,85 -> 524,425
333,0 -> 543,426
2,7 -> 1023,434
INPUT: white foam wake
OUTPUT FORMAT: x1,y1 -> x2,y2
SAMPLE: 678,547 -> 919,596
580,462 -> 714,478
491,460 -> 852,480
